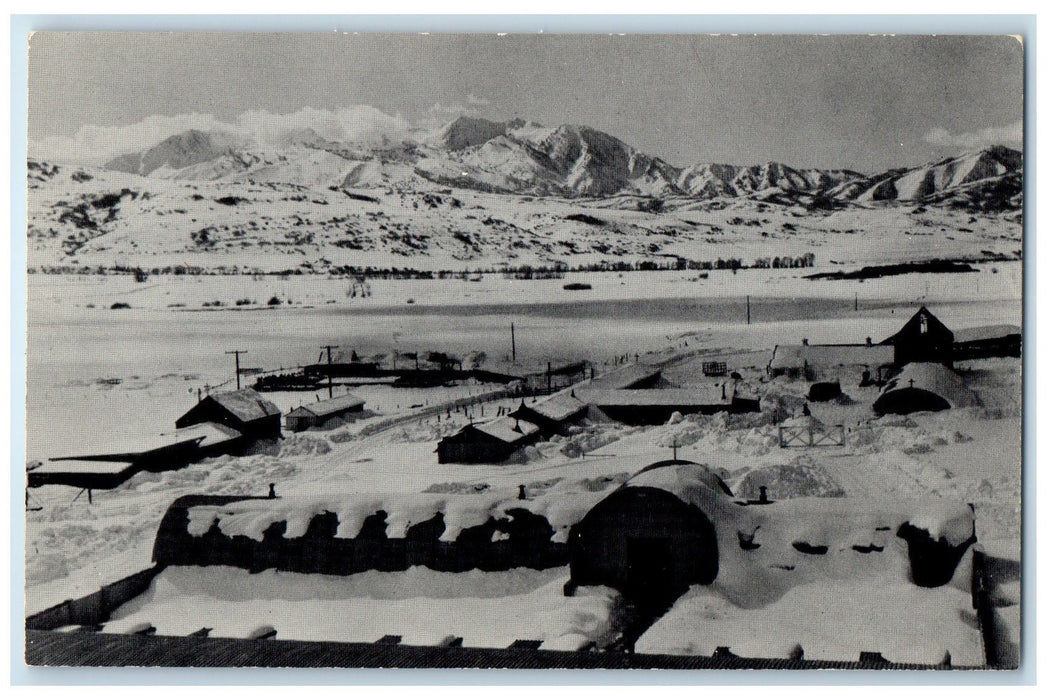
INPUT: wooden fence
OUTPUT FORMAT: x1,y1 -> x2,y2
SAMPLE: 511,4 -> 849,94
778,424 -> 845,448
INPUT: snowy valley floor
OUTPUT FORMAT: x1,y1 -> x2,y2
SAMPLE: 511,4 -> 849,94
23,270 -> 1024,665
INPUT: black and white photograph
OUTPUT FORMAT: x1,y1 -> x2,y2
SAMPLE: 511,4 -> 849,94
21,31 -> 1025,671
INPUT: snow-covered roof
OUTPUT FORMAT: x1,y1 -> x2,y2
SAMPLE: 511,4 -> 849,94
171,421 -> 242,448
471,416 -> 541,444
768,344 -> 894,370
288,393 -> 366,418
588,364 -> 661,390
625,461 -> 736,503
514,393 -> 587,422
877,362 -> 979,408
184,481 -> 615,545
581,387 -> 733,407
953,324 -> 1022,344
207,389 -> 281,422
34,459 -> 135,475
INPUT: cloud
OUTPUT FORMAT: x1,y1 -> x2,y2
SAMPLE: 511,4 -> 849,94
924,121 -> 1023,150
466,93 -> 490,106
30,105 -> 416,164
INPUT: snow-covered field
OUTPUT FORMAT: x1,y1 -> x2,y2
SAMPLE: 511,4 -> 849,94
22,266 -> 1023,665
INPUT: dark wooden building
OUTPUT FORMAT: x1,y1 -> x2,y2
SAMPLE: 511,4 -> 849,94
509,393 -> 588,436
175,388 -> 282,440
880,306 -> 955,368
567,460 -> 729,603
286,393 -> 366,432
436,416 -> 541,464
952,324 -> 1022,361
581,387 -> 760,426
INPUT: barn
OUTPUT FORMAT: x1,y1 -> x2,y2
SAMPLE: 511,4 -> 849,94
567,460 -> 730,603
175,388 -> 282,441
509,393 -> 588,436
436,416 -> 541,464
872,363 -> 980,415
953,324 -> 1022,361
286,393 -> 366,432
766,343 -> 894,382
880,306 -> 955,368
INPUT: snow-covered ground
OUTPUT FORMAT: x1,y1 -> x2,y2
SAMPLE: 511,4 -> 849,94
102,565 -> 620,651
22,268 -> 1023,665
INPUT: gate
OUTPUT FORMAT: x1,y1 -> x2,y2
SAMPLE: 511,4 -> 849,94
778,424 -> 845,448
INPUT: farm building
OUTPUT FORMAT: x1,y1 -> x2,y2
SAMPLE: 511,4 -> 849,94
175,388 -> 282,441
436,415 -> 542,464
568,460 -> 727,603
953,324 -> 1022,361
880,306 -> 955,368
286,393 -> 366,432
872,362 -> 980,416
509,393 -> 589,436
581,386 -> 760,426
767,343 -> 894,382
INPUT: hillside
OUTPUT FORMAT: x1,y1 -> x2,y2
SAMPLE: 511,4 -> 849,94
27,118 -> 1023,274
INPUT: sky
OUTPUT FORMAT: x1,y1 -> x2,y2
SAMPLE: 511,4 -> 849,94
27,33 -> 1024,172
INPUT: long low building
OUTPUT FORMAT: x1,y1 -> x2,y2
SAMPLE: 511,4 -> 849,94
581,387 -> 760,425
953,324 -> 1022,361
31,421 -> 246,491
767,343 -> 894,382
286,393 -> 366,432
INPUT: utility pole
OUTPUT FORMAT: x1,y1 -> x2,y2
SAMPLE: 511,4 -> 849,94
225,350 -> 247,390
510,322 -> 517,363
320,344 -> 338,399
746,295 -> 751,325
855,292 -> 858,312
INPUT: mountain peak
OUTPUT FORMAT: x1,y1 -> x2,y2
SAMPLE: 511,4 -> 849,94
437,116 -> 508,150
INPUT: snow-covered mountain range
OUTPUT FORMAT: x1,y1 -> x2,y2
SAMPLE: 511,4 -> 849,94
27,117 -> 1023,273
98,117 -> 1022,208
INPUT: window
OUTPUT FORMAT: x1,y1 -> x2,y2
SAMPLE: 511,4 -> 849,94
920,316 -> 928,334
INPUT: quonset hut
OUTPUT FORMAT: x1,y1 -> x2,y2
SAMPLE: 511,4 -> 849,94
175,388 -> 282,441
872,362 -> 980,416
567,460 -> 729,603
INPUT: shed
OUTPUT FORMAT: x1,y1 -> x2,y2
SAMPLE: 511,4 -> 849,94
175,388 -> 282,440
872,363 -> 979,416
767,344 -> 894,382
286,393 -> 366,432
436,416 -> 541,464
509,393 -> 588,436
567,460 -> 730,603
953,324 -> 1022,361
880,306 -> 954,368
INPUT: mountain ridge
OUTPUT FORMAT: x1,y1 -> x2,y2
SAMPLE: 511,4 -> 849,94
90,118 -> 1023,210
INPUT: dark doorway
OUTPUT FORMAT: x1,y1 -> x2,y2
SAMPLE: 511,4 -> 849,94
626,537 -> 673,600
